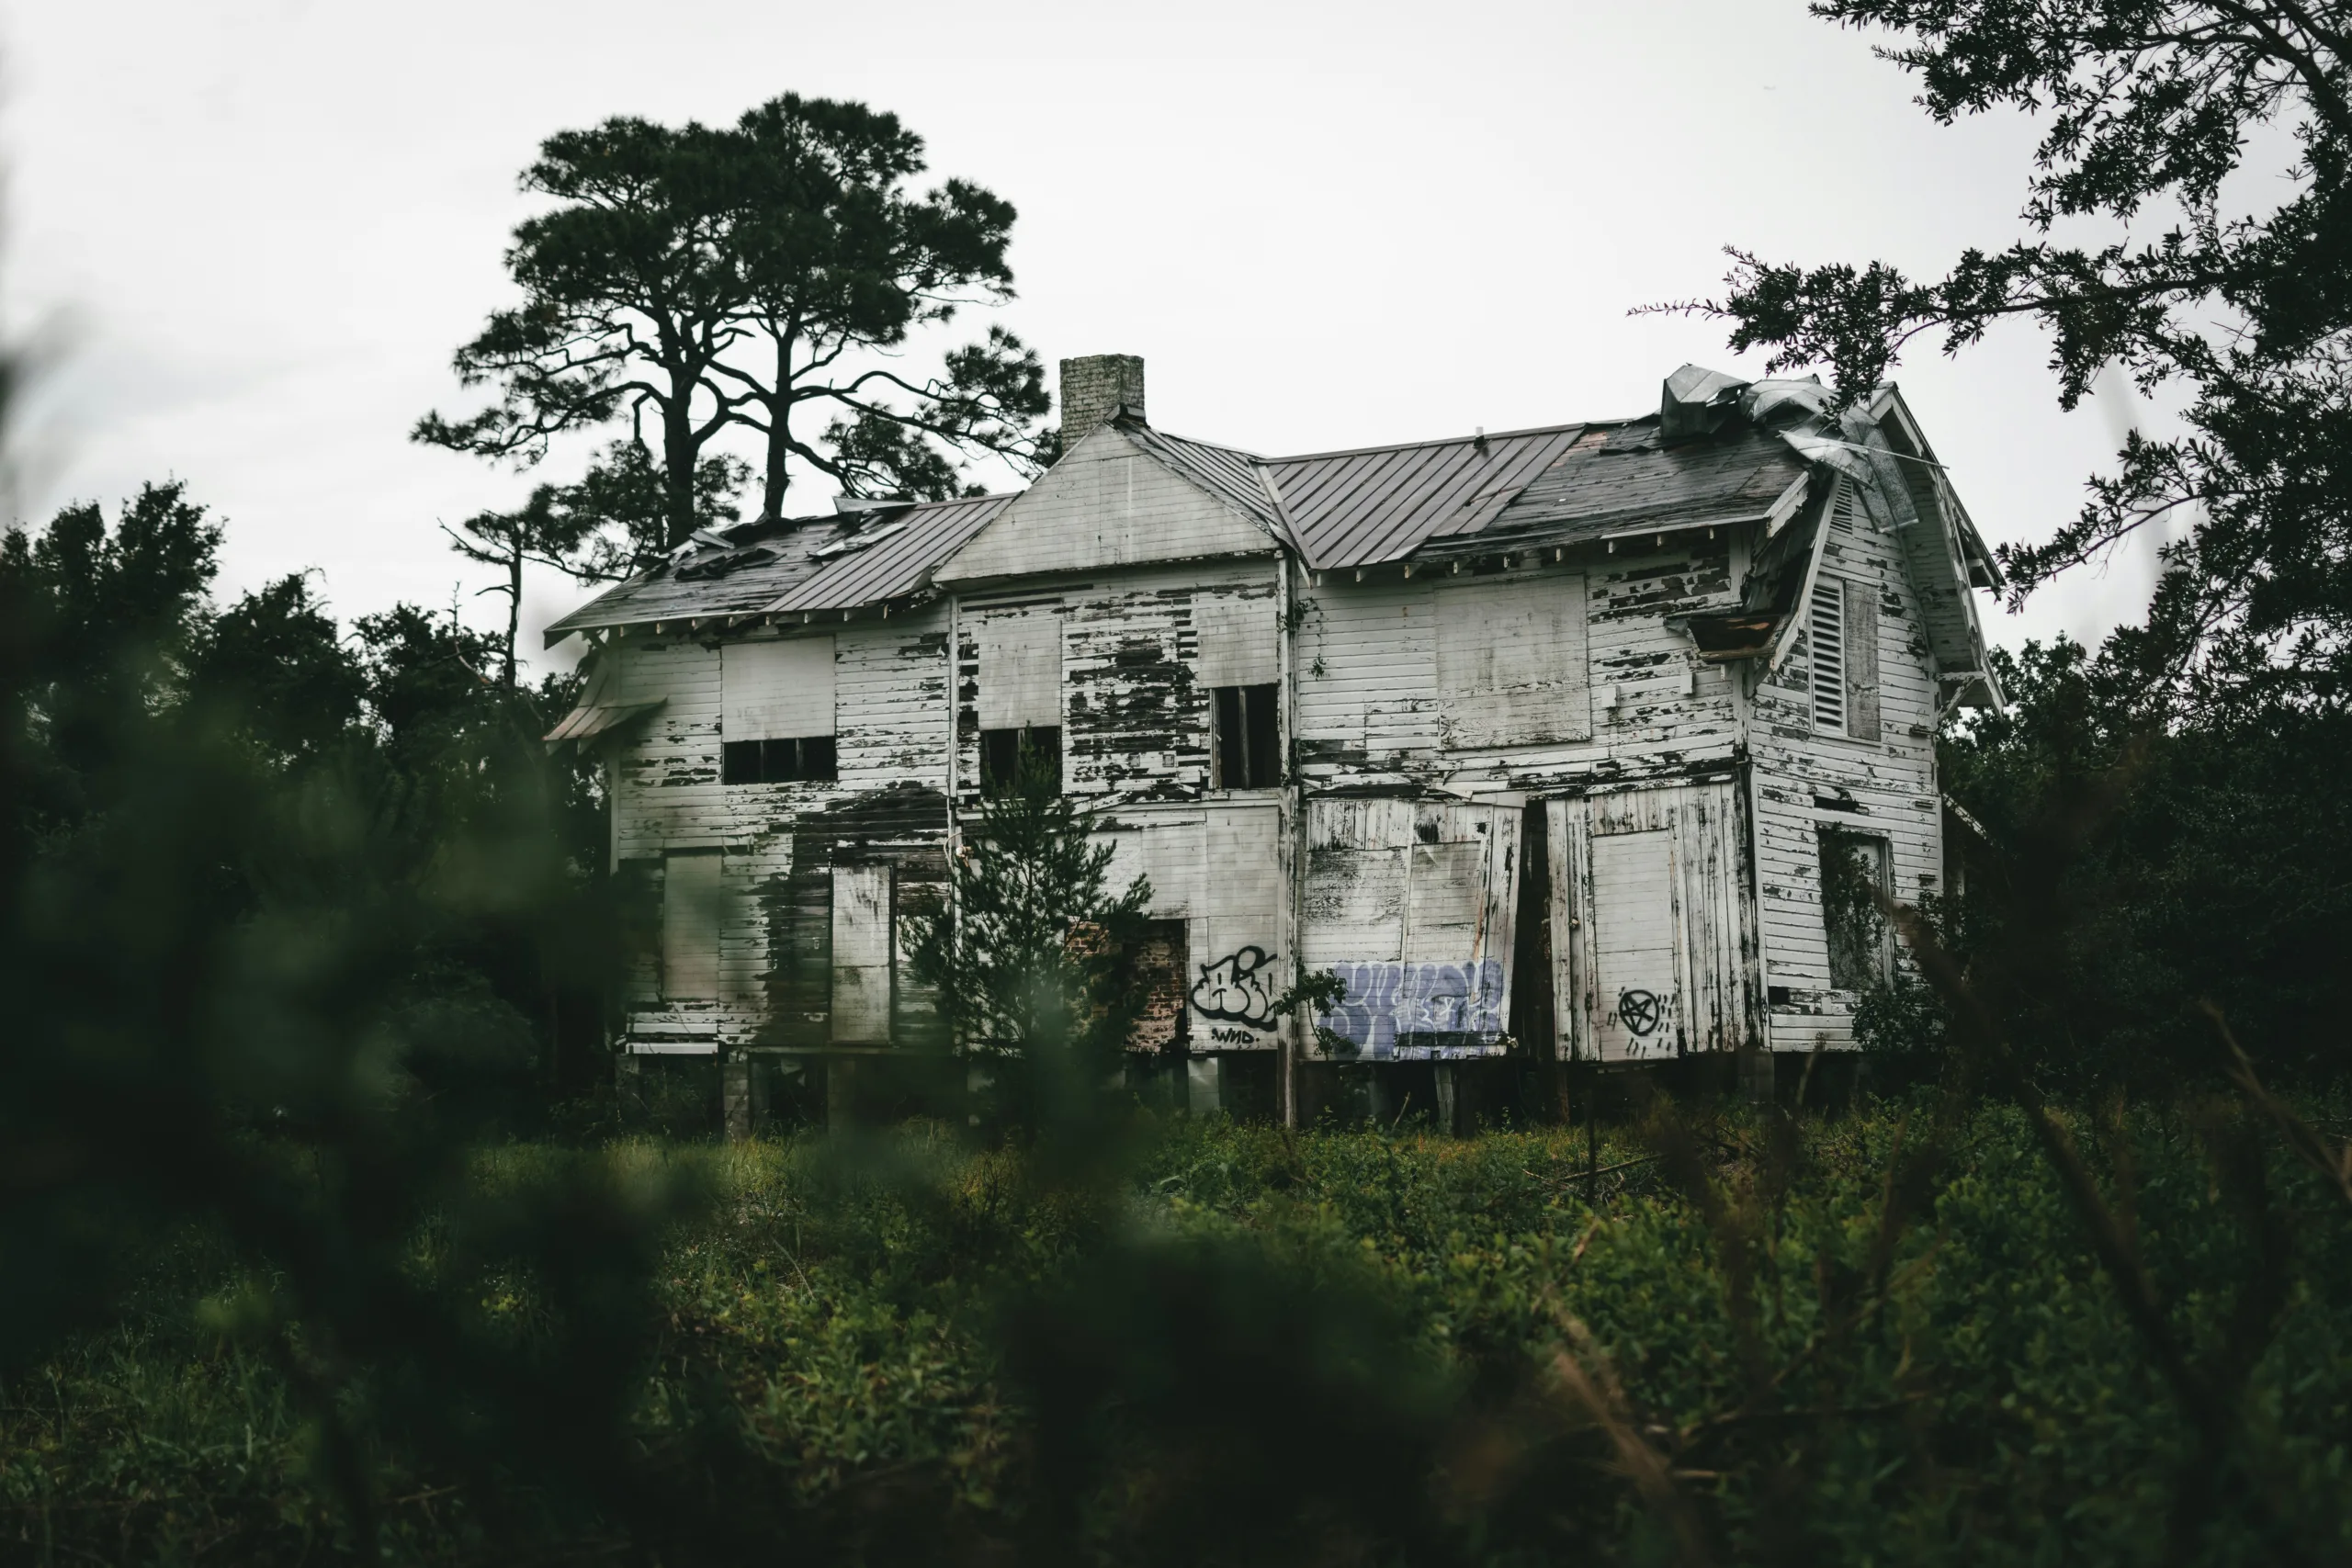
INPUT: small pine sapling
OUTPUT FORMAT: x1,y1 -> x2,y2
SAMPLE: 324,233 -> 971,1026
908,738 -> 1152,1139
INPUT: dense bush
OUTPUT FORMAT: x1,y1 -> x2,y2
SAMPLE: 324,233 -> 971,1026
9,1102 -> 2352,1565
1923,639 -> 2352,1093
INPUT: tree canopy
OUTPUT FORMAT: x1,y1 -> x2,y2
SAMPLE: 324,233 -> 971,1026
418,94 -> 1051,570
1680,0 -> 2352,716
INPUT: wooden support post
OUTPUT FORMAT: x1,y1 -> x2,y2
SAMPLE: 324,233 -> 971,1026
826,1055 -> 856,1131
722,1051 -> 752,1142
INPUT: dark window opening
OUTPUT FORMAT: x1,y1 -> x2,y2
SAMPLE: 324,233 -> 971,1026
723,734 -> 838,784
1818,827 -> 1892,990
979,725 -> 1061,795
1212,683 -> 1281,788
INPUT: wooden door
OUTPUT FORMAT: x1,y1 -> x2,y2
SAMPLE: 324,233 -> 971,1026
1588,829 -> 1680,1059
1549,778 -> 1758,1062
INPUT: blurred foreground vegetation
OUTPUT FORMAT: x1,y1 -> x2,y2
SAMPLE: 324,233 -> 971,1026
9,1103 -> 2352,1566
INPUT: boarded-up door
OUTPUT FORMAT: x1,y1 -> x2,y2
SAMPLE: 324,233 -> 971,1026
662,849 -> 723,1002
1549,779 -> 1758,1062
1301,795 -> 1522,1058
831,863 -> 894,1043
1588,831 -> 1679,1058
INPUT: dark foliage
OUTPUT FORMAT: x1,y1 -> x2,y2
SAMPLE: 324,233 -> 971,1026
417,93 -> 1052,563
1877,636 -> 2352,1091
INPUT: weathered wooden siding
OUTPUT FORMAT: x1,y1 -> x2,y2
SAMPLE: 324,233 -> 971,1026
954,565 -> 1282,807
607,612 -> 953,1052
1748,479 -> 1944,1051
937,423 -> 1275,583
1293,538 -> 1742,796
956,562 -> 1291,1051
1096,798 -> 1290,1052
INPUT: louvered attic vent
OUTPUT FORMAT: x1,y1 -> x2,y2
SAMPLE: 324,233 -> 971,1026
1810,578 -> 1846,733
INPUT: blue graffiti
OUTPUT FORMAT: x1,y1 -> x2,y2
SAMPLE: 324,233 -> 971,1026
1315,960 -> 1508,1059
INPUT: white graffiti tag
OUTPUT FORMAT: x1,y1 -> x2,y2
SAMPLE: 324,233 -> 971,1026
1189,945 -> 1279,1029
1312,960 -> 1508,1058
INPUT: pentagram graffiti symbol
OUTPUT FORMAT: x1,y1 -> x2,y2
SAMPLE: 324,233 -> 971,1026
1616,989 -> 1664,1037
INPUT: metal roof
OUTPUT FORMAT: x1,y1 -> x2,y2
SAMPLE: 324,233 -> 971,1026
1265,424 -> 1590,570
1428,417 -> 1809,557
768,493 -> 1010,614
1119,421 -> 1290,544
543,492 -> 1012,643
539,378 -> 1958,641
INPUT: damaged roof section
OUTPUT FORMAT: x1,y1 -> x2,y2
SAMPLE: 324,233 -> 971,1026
543,492 -> 1012,646
1423,417 -> 1808,561
543,649 -> 662,750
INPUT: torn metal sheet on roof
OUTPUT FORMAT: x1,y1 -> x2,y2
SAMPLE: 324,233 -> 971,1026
767,493 -> 1010,614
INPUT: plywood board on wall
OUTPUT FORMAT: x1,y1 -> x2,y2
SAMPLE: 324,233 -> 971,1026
1301,796 -> 1521,1059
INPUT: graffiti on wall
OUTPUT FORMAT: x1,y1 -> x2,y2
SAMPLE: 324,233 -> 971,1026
1616,989 -> 1664,1037
1314,960 -> 1508,1058
1190,945 -> 1279,1030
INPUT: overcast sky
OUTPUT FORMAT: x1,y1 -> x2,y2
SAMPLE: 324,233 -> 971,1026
4,0 -> 2170,672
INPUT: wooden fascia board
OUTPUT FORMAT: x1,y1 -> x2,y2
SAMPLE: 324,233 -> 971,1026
1866,386 -> 2000,670
1760,482 -> 1841,680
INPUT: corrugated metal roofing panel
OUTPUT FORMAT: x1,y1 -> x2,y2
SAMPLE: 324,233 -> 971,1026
1266,424 -> 1589,570
544,517 -> 840,639
767,493 -> 1012,613
542,493 -> 1012,639
543,393 -> 1849,639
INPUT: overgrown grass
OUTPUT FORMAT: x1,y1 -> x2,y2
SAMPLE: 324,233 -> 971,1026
9,1100 -> 2352,1564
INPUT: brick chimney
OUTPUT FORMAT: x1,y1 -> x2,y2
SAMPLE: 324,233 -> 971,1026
1058,354 -> 1145,450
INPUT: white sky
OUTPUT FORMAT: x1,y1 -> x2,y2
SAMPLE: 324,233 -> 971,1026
4,0 -> 2173,673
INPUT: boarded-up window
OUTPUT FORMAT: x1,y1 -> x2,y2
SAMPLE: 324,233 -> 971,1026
1435,577 -> 1589,748
1809,579 -> 1846,733
1819,828 -> 1891,990
831,863 -> 894,1043
662,849 -> 723,1002
723,637 -> 834,740
976,613 -> 1062,730
1193,592 -> 1279,688
1300,799 -> 1520,1058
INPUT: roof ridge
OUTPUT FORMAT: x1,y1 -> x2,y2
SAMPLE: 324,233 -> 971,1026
1134,423 -> 1271,465
1266,418 -> 1625,466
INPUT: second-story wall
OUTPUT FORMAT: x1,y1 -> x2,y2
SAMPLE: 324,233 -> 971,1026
1291,534 -> 1742,795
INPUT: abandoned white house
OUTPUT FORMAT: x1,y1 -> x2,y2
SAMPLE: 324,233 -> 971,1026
545,355 -> 2002,1128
